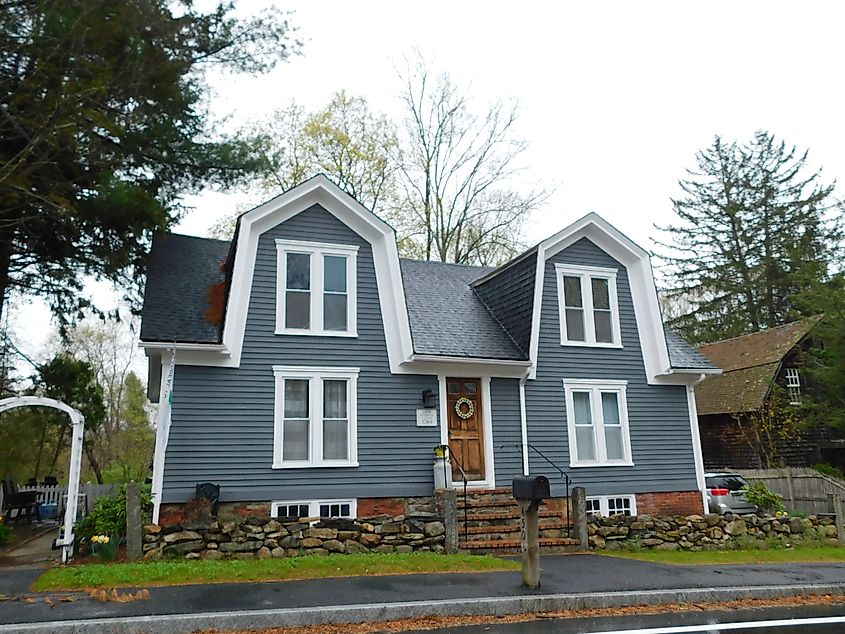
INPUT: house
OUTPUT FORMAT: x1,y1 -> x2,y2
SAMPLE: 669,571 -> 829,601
695,317 -> 838,470
140,175 -> 718,525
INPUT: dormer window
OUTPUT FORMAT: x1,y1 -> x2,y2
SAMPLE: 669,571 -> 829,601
555,264 -> 621,347
276,239 -> 358,336
785,367 -> 801,405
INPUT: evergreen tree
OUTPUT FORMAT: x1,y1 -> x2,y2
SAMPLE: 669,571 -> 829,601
656,131 -> 843,343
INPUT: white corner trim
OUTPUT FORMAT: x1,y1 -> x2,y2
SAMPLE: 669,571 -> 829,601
438,375 -> 449,447
150,352 -> 172,524
528,212 -> 673,383
480,376 -> 496,490
519,375 -> 529,475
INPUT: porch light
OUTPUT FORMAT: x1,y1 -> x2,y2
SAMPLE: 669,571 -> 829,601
422,389 -> 437,408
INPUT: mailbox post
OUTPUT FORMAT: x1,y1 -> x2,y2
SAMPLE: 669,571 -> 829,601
512,475 -> 550,589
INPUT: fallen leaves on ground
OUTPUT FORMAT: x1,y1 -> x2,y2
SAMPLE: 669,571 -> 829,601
89,588 -> 151,603
194,594 -> 845,634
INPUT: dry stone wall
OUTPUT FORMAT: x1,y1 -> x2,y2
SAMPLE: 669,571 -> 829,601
588,513 -> 840,551
143,514 -> 447,560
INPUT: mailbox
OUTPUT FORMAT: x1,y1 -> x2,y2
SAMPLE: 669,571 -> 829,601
512,475 -> 550,500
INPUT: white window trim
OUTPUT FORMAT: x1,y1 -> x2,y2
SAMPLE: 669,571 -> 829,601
785,367 -> 801,405
273,366 -> 359,468
586,494 -> 637,517
275,238 -> 359,337
563,378 -> 633,468
270,498 -> 357,519
555,263 -> 622,348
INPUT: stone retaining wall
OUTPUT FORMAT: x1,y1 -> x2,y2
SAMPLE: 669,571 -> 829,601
143,514 -> 447,560
588,513 -> 840,551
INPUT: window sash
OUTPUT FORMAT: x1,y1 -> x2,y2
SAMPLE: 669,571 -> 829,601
785,368 -> 801,404
586,495 -> 637,516
271,499 -> 356,520
564,381 -> 631,467
556,266 -> 620,347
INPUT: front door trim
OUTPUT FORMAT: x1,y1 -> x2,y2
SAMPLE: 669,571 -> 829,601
438,374 -> 496,490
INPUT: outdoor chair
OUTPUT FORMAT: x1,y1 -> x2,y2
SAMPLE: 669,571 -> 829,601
1,476 -> 41,523
195,482 -> 220,516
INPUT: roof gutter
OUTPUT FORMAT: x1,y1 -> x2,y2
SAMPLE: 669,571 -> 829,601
139,341 -> 229,353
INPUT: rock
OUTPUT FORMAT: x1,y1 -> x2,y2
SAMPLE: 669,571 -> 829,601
219,540 -> 264,553
789,518 -> 804,534
686,515 -> 704,523
143,543 -> 158,552
143,534 -> 158,543
360,533 -> 381,546
279,536 -> 300,548
202,550 -> 223,560
597,527 -> 616,537
300,537 -> 323,548
264,539 -> 278,549
163,540 -> 205,556
378,522 -> 403,534
588,535 -> 606,548
724,520 -> 747,536
163,530 -> 202,544
234,552 -> 255,560
433,544 -> 446,554
323,539 -> 346,553
185,552 -> 200,560
304,548 -> 329,556
704,514 -> 722,527
181,521 -> 211,532
221,521 -> 237,534
359,523 -> 376,533
424,522 -> 445,537
825,525 -> 838,538
144,524 -> 162,535
305,527 -> 338,540
374,544 -> 395,553
345,540 -> 369,554
271,547 -> 286,558
337,531 -> 358,541
655,542 -> 680,551
206,542 -> 218,550
706,527 -> 724,540
144,548 -> 162,560
257,547 -> 272,559
402,533 -> 425,542
264,520 -> 282,533
642,538 -> 663,547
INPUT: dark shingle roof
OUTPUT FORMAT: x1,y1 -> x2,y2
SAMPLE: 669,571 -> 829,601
664,330 -> 718,370
694,317 -> 821,415
140,233 -> 229,344
399,259 -> 527,360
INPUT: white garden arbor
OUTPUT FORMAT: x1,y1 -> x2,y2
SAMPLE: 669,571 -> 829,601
0,396 -> 84,563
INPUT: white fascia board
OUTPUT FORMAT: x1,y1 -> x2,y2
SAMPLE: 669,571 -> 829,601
528,212 -> 674,384
151,176 -> 414,370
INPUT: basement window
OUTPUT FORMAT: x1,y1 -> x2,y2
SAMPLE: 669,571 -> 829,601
270,499 -> 356,520
586,495 -> 636,517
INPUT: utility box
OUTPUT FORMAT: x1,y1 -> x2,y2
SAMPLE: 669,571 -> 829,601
512,475 -> 550,500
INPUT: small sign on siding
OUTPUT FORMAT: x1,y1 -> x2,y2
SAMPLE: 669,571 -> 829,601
416,408 -> 437,427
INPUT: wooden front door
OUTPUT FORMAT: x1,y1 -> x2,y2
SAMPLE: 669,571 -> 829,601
446,378 -> 485,482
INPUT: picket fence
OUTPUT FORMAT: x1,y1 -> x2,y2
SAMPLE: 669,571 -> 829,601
1,483 -> 116,519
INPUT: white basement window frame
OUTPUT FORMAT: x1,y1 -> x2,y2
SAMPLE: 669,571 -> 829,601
272,366 -> 359,468
275,238 -> 359,337
563,379 -> 633,468
270,499 -> 357,520
586,494 -> 637,517
555,264 -> 621,347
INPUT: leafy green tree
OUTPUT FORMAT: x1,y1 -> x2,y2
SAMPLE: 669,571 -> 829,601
0,0 -> 298,325
656,131 -> 842,343
209,91 -> 399,239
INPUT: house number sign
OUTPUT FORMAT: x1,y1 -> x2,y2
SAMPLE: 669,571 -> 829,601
416,409 -> 437,427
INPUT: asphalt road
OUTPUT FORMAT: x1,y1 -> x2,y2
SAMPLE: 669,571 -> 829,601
402,604 -> 845,633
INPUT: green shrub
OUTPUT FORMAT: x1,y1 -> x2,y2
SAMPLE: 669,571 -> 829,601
0,523 -> 11,547
813,463 -> 845,480
76,484 -> 152,548
741,482 -> 785,513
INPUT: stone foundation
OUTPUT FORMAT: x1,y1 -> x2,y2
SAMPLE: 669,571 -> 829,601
635,490 -> 704,516
143,512 -> 446,560
588,512 -> 839,551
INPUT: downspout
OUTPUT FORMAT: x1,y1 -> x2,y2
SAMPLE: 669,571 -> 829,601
687,373 -> 708,513
151,350 -> 174,524
519,368 -> 531,475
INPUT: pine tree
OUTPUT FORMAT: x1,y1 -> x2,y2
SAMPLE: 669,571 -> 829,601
656,131 -> 843,343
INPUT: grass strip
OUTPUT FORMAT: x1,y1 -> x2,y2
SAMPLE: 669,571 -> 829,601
33,552 -> 518,591
602,545 -> 845,566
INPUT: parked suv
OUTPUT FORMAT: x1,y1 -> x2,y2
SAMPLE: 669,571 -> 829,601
704,472 -> 759,515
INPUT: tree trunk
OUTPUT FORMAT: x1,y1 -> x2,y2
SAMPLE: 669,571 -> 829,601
0,231 -> 13,329
84,440 -> 104,484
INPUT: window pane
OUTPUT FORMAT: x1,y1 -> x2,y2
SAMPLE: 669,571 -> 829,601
575,427 -> 596,461
323,419 -> 348,460
605,426 -> 624,460
563,276 -> 582,307
601,392 -> 620,426
286,253 -> 310,290
565,308 -> 585,341
324,294 -> 348,331
323,380 -> 347,418
340,503 -> 350,516
464,382 -> 477,394
319,504 -> 330,517
283,419 -> 309,460
572,392 -> 592,425
284,380 -> 309,417
591,277 -> 610,309
448,382 -> 460,394
286,291 -> 310,329
324,255 -> 347,293
594,310 -> 613,343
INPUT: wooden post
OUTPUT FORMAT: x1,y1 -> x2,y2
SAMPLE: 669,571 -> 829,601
833,494 -> 845,544
828,493 -> 836,515
126,483 -> 142,560
786,468 -> 796,510
572,486 -> 589,551
519,499 -> 541,589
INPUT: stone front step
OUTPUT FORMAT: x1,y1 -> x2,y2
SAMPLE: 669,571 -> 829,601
463,520 -> 570,535
462,509 -> 565,524
459,537 -> 580,555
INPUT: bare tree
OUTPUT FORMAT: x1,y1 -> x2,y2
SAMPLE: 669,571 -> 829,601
394,54 -> 549,266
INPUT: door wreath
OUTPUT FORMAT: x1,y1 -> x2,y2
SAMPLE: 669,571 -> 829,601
454,397 -> 475,419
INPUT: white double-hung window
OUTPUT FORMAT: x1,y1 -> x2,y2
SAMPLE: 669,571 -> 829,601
563,379 -> 632,467
555,264 -> 621,347
273,366 -> 359,468
276,239 -> 358,336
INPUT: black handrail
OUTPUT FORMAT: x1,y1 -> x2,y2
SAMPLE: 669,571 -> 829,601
503,443 -> 573,537
440,445 -> 469,544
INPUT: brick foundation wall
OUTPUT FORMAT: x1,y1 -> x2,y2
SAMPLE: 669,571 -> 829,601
636,490 -> 704,516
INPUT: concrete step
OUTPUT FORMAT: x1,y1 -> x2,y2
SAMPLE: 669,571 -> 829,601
459,537 -> 581,555
463,520 -> 571,536
462,509 -> 564,524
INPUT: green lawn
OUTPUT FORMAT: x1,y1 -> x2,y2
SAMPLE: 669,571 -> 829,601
603,546 -> 845,566
33,552 -> 519,591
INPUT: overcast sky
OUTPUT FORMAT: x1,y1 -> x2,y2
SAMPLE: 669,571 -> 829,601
16,0 -> 845,364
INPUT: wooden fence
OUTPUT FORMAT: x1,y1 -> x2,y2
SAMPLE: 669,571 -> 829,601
740,468 -> 845,515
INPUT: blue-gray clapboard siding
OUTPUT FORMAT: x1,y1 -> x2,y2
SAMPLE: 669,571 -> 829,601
162,204 -> 441,503
473,252 -> 536,355
490,378 -> 524,487
525,237 -> 698,497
